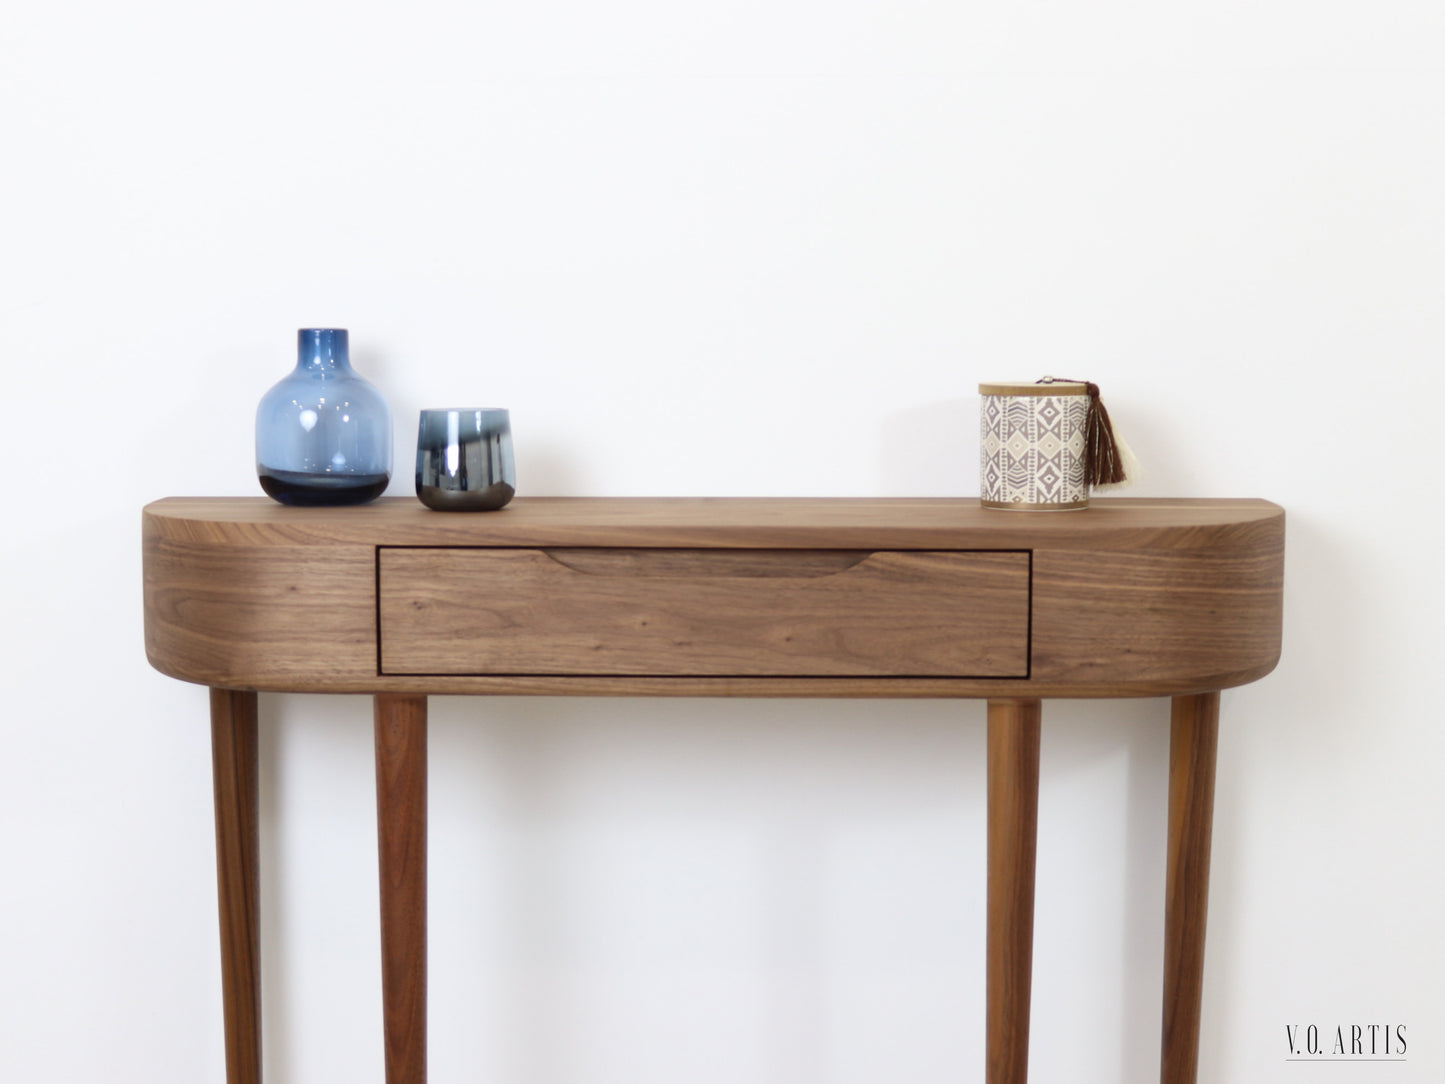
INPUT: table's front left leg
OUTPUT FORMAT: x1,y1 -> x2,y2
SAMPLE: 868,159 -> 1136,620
987,697 -> 1042,1084
210,688 -> 261,1084
375,694 -> 428,1084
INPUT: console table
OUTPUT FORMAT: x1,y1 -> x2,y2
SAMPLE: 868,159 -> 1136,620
142,496 -> 1284,1084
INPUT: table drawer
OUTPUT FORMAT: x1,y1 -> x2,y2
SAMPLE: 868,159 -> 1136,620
378,547 -> 1030,678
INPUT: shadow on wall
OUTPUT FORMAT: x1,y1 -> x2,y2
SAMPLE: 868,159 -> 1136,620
1195,509 -> 1366,1074
1035,698 -> 1170,1079
245,689 -> 1179,1081
429,696 -> 989,1081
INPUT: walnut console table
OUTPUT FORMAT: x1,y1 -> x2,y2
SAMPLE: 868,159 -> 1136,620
142,496 -> 1284,1084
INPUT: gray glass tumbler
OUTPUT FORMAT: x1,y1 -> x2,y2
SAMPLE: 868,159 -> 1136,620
415,408 -> 515,511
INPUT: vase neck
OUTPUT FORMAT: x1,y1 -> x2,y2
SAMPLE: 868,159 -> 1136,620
295,328 -> 352,373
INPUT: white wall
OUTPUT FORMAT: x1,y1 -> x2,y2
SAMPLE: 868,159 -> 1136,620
3,2 -> 1441,1081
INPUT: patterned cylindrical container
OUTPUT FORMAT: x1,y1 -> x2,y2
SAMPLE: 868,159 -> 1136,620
979,381 -> 1091,510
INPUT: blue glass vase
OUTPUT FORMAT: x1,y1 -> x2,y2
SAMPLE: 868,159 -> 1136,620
256,329 -> 393,505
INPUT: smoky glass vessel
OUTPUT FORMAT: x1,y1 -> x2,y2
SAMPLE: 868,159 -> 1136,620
256,329 -> 393,505
415,408 -> 515,511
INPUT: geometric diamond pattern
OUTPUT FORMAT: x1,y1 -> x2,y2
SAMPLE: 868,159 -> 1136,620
979,393 -> 1089,506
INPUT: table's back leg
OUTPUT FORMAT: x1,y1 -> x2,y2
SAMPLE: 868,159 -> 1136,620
210,688 -> 261,1084
987,697 -> 1042,1084
1161,691 -> 1220,1084
375,694 -> 428,1084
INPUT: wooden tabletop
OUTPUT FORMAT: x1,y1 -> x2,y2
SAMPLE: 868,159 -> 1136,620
144,495 -> 1283,550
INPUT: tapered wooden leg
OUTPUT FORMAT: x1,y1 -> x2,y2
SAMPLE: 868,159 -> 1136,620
375,695 -> 428,1084
1161,691 -> 1220,1084
987,698 -> 1042,1084
210,688 -> 261,1084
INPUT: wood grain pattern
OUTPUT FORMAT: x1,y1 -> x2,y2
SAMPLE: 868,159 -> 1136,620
143,497 -> 1284,697
378,548 -> 1030,678
375,695 -> 427,1084
987,699 -> 1042,1084
142,495 -> 1282,548
1162,692 -> 1219,1084
210,688 -> 261,1084
144,530 -> 377,689
1030,536 -> 1283,691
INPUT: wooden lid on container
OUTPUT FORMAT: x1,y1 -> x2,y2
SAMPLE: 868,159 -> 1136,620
979,380 -> 1089,396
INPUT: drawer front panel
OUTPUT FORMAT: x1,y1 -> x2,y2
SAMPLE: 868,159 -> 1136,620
378,548 -> 1030,678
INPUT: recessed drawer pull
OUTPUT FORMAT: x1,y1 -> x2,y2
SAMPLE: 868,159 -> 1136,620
540,548 -> 872,578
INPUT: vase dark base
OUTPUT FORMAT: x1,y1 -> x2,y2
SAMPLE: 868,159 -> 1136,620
259,470 -> 390,506
416,482 -> 515,512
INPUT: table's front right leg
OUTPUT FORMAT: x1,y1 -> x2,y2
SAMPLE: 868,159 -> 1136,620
1161,691 -> 1220,1084
210,688 -> 261,1084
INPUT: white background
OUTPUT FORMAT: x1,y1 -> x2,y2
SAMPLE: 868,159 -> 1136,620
2,2 -> 1442,1081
